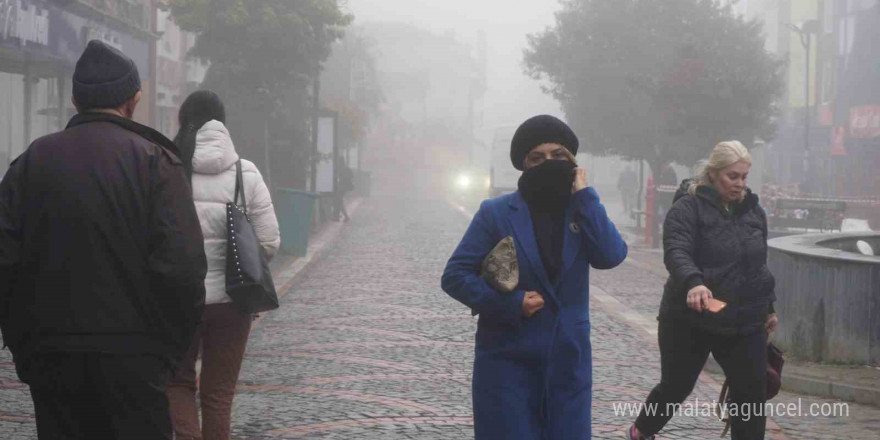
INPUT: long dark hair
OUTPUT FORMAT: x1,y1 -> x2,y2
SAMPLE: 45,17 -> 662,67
173,90 -> 226,180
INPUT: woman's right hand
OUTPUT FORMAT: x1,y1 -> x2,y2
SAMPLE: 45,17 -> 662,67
686,285 -> 713,312
522,291 -> 545,317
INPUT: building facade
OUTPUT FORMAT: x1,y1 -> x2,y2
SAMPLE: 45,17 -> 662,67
154,4 -> 205,139
740,0 -> 880,199
831,0 -> 880,199
0,0 -> 156,176
0,0 -> 211,177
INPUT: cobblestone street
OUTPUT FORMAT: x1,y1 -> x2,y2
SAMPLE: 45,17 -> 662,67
1,186 -> 878,439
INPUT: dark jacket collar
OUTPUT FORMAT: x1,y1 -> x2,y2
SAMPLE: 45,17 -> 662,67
66,112 -> 181,158
673,178 -> 694,204
695,184 -> 758,217
671,178 -> 759,216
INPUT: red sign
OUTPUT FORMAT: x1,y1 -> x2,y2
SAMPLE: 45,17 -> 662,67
817,103 -> 834,126
850,106 -> 880,138
831,125 -> 847,156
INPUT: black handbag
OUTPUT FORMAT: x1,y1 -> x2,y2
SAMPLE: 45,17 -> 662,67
225,160 -> 279,314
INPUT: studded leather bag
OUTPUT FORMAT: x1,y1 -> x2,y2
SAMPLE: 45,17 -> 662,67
225,160 -> 279,314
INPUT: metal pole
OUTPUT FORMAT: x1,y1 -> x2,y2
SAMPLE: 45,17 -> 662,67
310,74 -> 320,192
264,119 -> 272,191
637,160 -> 644,228
803,33 -> 811,191
467,78 -> 475,167
23,64 -> 32,146
7,73 -> 14,167
57,73 -> 66,130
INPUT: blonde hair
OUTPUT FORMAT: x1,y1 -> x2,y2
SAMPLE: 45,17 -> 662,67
688,141 -> 752,197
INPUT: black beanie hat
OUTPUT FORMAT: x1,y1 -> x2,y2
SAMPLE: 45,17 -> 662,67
510,115 -> 579,171
73,40 -> 141,110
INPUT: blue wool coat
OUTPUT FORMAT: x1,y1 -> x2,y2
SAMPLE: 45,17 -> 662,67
442,188 -> 627,440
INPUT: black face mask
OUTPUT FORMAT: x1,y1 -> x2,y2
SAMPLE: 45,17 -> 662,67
518,159 -> 577,210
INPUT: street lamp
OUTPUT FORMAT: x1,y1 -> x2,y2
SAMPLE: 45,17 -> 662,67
786,19 -> 820,192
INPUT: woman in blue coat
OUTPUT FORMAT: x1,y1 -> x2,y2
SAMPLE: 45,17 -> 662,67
442,115 -> 628,439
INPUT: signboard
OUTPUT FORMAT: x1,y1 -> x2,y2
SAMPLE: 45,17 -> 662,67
315,115 -> 336,193
1,0 -> 151,79
0,0 -> 49,47
56,9 -> 151,79
850,106 -> 880,138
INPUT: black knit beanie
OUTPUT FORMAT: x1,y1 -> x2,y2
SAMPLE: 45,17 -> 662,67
72,40 -> 141,110
510,115 -> 579,171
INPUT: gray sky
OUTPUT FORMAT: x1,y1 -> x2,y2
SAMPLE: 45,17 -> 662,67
345,0 -> 566,137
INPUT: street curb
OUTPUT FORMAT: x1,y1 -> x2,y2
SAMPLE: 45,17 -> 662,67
704,356 -> 880,407
590,284 -> 658,339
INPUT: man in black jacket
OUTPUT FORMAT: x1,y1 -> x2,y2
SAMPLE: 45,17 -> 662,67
0,40 -> 207,439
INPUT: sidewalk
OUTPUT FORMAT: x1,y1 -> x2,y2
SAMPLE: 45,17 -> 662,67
619,229 -> 880,409
267,197 -> 364,310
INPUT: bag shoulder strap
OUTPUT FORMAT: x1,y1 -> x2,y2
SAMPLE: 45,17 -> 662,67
233,160 -> 247,213
718,378 -> 732,437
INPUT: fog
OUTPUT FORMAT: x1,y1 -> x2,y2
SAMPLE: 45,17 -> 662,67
338,0 -> 880,234
343,0 -> 638,197
346,0 -> 563,127
1,0 -> 877,231
345,0 -> 561,167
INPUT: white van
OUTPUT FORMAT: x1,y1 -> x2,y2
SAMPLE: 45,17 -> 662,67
489,125 -> 519,197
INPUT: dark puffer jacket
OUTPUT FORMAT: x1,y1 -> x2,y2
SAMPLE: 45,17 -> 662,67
659,180 -> 776,335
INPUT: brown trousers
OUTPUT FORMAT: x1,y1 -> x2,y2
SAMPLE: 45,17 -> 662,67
167,303 -> 252,440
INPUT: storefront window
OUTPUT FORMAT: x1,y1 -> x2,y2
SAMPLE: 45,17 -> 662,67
0,73 -> 71,178
30,76 -> 67,143
0,72 -> 26,176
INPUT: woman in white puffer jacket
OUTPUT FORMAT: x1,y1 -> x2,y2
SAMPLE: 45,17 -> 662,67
167,91 -> 280,440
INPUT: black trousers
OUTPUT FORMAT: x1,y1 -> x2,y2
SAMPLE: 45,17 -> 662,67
635,319 -> 768,440
21,352 -> 173,440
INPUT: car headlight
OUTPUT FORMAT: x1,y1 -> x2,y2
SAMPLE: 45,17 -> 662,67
456,174 -> 472,190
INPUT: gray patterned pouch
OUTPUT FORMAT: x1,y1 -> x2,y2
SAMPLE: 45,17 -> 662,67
480,236 -> 519,293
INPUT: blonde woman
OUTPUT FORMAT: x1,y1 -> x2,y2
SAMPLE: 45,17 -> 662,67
626,141 -> 778,440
